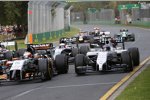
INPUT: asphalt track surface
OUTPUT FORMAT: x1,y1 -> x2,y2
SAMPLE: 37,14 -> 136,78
0,25 -> 150,100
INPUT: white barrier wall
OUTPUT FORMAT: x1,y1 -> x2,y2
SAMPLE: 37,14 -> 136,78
27,1 -> 67,43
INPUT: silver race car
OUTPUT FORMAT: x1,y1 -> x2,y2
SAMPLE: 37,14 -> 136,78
74,37 -> 139,75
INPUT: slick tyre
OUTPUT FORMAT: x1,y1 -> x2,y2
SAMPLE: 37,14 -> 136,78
72,48 -> 79,57
128,47 -> 140,66
130,33 -> 135,41
80,45 -> 90,55
75,54 -> 86,75
121,51 -> 133,72
4,51 -> 13,60
17,48 -> 26,57
39,59 -> 53,81
55,54 -> 68,74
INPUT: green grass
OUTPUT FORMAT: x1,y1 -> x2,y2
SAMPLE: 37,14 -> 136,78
116,66 -> 150,100
15,27 -> 79,49
17,40 -> 26,49
41,27 -> 79,43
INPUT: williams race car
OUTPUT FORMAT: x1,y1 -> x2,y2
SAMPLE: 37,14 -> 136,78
54,37 -> 79,63
74,37 -> 139,75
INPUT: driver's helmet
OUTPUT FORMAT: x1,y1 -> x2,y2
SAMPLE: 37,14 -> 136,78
59,43 -> 66,48
23,51 -> 32,58
102,32 -> 105,35
94,27 -> 99,30
122,28 -> 126,32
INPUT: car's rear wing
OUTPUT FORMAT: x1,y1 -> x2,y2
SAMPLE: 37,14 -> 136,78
27,43 -> 54,50
59,37 -> 73,44
114,37 -> 124,43
100,31 -> 111,35
114,37 -> 125,49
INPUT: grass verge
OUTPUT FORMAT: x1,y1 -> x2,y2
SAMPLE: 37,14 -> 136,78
116,65 -> 150,100
15,27 -> 79,49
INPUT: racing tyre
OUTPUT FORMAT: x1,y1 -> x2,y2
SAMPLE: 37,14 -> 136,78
89,36 -> 94,44
130,33 -> 135,41
72,48 -> 79,57
13,51 -> 18,58
4,51 -> 13,60
38,59 -> 53,81
55,54 -> 68,74
17,48 -> 26,57
80,45 -> 90,55
121,51 -> 133,72
128,47 -> 140,66
75,54 -> 87,75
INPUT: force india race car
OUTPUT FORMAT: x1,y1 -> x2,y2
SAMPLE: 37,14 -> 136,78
114,29 -> 135,42
0,43 -> 69,82
74,36 -> 139,75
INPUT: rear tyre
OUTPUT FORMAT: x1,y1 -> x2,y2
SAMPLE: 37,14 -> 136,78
72,48 -> 79,57
80,45 -> 90,55
4,51 -> 13,60
13,51 -> 18,58
89,36 -> 94,44
55,54 -> 68,74
128,47 -> 140,66
17,49 -> 26,57
121,51 -> 133,72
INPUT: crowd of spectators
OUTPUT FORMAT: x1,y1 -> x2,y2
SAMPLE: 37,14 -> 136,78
0,25 -> 27,41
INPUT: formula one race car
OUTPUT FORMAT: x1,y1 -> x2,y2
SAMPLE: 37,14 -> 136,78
0,41 -> 18,60
89,27 -> 100,36
0,43 -> 69,82
92,31 -> 111,45
54,38 -> 79,63
74,36 -> 139,75
71,31 -> 93,43
114,29 -> 135,42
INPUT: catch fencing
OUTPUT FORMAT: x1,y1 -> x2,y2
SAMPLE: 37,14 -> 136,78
71,9 -> 115,25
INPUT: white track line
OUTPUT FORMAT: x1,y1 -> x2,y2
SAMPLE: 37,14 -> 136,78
46,82 -> 117,89
11,82 -> 117,99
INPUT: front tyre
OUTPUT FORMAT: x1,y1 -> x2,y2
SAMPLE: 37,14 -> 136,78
121,51 -> 133,72
75,54 -> 86,75
55,54 -> 68,74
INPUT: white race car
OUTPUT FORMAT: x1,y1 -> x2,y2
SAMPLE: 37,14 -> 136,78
114,29 -> 135,42
1,43 -> 69,81
53,43 -> 79,64
74,37 -> 139,75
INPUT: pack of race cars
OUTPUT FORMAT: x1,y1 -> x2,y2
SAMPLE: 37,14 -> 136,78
0,27 -> 139,83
